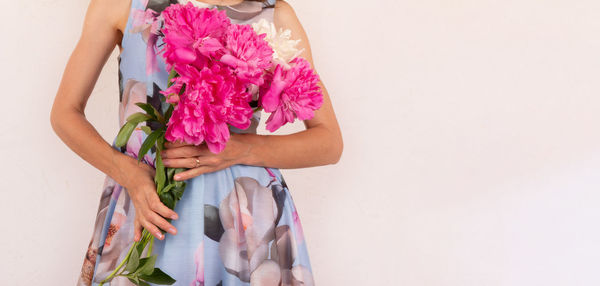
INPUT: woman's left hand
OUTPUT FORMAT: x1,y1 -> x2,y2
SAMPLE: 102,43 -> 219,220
161,133 -> 251,181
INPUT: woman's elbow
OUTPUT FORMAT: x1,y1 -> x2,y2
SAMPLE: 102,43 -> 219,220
328,133 -> 343,165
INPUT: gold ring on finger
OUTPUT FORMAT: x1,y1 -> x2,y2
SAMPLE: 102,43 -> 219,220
194,157 -> 201,168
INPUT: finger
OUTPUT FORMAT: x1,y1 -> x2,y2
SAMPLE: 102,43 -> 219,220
162,143 -> 209,159
141,219 -> 165,240
149,196 -> 179,220
161,145 -> 203,159
147,211 -> 177,235
164,139 -> 191,149
163,156 -> 219,168
134,219 -> 142,242
174,166 -> 214,181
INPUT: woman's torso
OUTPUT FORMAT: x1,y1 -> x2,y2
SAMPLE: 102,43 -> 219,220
115,0 -> 277,149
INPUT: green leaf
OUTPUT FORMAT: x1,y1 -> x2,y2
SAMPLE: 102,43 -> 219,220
135,255 -> 157,276
115,122 -> 136,147
164,104 -> 174,121
167,167 -> 176,179
155,137 -> 166,193
174,168 -> 187,174
167,68 -> 178,88
135,241 -> 146,258
116,112 -> 152,147
137,129 -> 162,163
135,102 -> 165,123
139,268 -> 176,285
171,184 -> 186,201
178,83 -> 187,95
155,155 -> 166,193
161,182 -> 176,194
127,276 -> 140,285
125,247 -> 140,273
140,125 -> 152,135
133,103 -> 158,119
126,112 -> 152,124
159,192 -> 175,210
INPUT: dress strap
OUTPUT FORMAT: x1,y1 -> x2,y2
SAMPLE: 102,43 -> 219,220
221,1 -> 275,23
146,0 -> 177,14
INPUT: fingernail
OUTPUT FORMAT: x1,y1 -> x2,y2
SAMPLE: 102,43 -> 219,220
169,227 -> 176,234
174,175 -> 181,180
171,214 -> 178,220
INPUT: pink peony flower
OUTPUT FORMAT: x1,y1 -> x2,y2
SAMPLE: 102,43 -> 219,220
259,57 -> 323,132
159,2 -> 231,72
156,3 -> 281,152
162,63 -> 254,153
219,24 -> 274,86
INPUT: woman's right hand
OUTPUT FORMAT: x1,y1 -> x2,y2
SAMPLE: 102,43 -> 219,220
121,156 -> 179,242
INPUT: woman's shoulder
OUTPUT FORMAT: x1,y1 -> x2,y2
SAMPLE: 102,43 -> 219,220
273,0 -> 304,34
79,0 -> 132,52
114,0 -> 133,39
273,0 -> 296,17
272,0 -> 314,66
86,0 -> 132,39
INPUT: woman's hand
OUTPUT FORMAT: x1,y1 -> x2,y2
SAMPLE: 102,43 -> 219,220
121,157 -> 180,242
161,133 -> 252,181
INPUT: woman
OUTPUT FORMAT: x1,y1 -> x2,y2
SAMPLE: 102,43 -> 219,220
50,0 -> 342,285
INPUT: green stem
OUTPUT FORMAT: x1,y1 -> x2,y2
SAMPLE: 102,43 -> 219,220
148,235 -> 154,254
98,229 -> 151,285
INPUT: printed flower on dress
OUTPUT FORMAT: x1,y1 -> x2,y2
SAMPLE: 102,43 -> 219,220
78,182 -> 135,285
125,129 -> 156,167
130,0 -> 162,75
218,177 -> 278,281
118,79 -> 157,166
119,79 -> 148,127
131,3 -> 158,41
214,176 -> 315,285
292,209 -> 305,245
191,241 -> 205,286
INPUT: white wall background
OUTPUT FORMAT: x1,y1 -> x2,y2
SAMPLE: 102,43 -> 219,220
2,0 -> 600,285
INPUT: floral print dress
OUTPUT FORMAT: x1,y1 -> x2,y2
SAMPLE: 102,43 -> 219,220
77,0 -> 315,285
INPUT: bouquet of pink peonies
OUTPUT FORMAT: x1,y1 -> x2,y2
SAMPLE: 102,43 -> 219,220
99,2 -> 323,285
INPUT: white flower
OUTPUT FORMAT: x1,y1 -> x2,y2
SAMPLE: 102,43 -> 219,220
252,18 -> 305,69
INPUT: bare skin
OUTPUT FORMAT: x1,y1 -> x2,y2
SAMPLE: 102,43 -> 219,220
50,0 -> 342,243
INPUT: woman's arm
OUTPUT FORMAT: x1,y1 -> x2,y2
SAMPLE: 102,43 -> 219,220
50,0 -> 178,241
162,0 -> 343,180
51,0 -> 131,194
241,0 -> 343,167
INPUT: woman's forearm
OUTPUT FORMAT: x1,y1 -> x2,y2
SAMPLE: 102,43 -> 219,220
236,124 -> 343,169
50,107 -> 140,189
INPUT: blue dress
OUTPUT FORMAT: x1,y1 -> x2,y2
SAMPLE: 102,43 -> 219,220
77,1 -> 315,285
